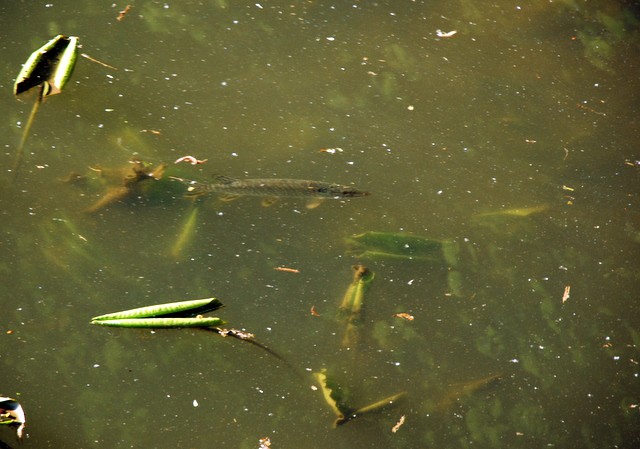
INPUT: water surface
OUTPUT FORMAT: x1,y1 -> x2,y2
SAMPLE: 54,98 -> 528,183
1,1 -> 639,448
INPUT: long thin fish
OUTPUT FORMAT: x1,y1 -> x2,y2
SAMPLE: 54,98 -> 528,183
177,175 -> 370,199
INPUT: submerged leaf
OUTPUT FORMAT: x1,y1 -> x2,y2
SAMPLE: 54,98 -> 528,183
170,204 -> 199,259
336,391 -> 406,427
339,265 -> 375,347
339,265 -> 375,312
346,231 -> 445,261
313,370 -> 405,427
313,369 -> 350,419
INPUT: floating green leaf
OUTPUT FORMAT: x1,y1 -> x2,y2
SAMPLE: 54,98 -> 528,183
91,317 -> 225,328
91,297 -> 223,321
14,35 -> 79,97
12,35 -> 79,177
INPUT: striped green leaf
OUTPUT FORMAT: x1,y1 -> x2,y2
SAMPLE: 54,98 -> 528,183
90,317 -> 225,328
14,35 -> 79,97
91,297 -> 223,321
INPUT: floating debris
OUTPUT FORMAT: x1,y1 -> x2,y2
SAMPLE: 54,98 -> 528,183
79,53 -> 118,70
319,147 -> 343,154
141,129 -> 162,135
392,313 -> 414,321
116,4 -> 133,22
216,328 -> 255,340
391,414 -> 406,433
0,397 -> 26,440
436,29 -> 457,38
174,155 -> 208,165
274,266 -> 300,274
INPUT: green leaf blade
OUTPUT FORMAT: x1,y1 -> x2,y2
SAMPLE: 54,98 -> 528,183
91,297 -> 223,321
90,317 -> 225,328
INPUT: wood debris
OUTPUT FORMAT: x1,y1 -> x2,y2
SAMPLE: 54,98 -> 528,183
218,328 -> 255,340
319,147 -> 343,154
391,415 -> 406,433
393,313 -> 414,321
274,266 -> 300,274
80,53 -> 118,70
117,5 -> 132,22
174,155 -> 208,165
436,29 -> 457,38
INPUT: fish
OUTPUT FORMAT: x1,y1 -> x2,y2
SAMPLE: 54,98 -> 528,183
175,175 -> 370,200
433,372 -> 503,412
473,204 -> 549,219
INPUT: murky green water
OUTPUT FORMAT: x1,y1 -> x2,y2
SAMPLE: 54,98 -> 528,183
1,1 -> 639,448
